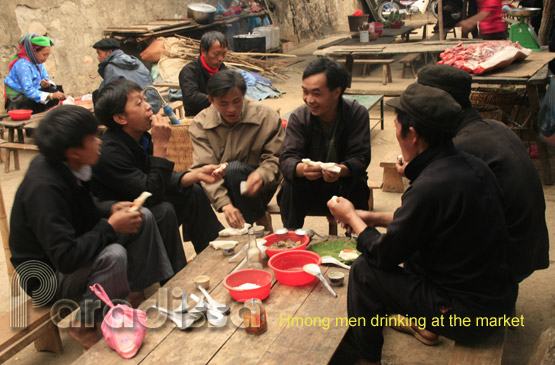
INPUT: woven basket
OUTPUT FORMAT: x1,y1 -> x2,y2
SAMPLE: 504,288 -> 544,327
475,104 -> 503,121
166,120 -> 194,172
470,87 -> 524,122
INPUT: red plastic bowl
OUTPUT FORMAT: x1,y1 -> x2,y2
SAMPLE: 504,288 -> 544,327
223,269 -> 272,302
263,231 -> 310,257
8,109 -> 32,121
268,250 -> 322,286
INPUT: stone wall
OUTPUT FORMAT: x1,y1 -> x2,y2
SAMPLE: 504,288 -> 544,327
0,0 -> 364,110
0,0 -> 208,109
268,0 -> 362,43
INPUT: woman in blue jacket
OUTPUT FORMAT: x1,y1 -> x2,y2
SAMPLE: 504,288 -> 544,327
4,34 -> 66,113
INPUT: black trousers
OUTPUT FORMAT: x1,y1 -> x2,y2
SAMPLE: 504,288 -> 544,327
150,183 -> 223,267
278,177 -> 369,230
223,161 -> 277,223
347,258 -> 515,362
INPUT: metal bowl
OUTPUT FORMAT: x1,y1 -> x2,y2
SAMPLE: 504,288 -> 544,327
503,7 -> 541,17
187,3 -> 217,24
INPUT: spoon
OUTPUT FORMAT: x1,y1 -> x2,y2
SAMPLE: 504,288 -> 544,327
295,228 -> 324,238
198,285 -> 231,314
153,305 -> 201,330
189,293 -> 227,327
321,256 -> 351,270
303,263 -> 338,298
228,244 -> 248,262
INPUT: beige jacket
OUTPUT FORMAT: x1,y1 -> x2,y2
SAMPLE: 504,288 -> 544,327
189,99 -> 284,211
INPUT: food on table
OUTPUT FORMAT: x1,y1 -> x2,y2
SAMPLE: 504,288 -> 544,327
309,238 -> 360,264
268,238 -> 302,250
339,249 -> 359,261
233,283 -> 261,290
438,40 -> 532,75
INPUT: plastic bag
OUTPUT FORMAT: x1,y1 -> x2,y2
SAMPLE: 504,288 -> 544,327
539,75 -> 555,145
89,283 -> 147,359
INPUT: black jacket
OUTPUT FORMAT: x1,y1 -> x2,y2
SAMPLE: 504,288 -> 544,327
358,143 -> 517,313
91,128 -> 185,205
178,57 -> 227,116
9,156 -> 116,275
454,108 -> 549,278
280,97 -> 371,185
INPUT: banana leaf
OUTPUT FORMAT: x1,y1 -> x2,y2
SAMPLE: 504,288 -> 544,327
308,236 -> 360,264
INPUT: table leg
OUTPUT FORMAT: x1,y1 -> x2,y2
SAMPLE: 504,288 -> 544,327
380,98 -> 384,130
527,84 -> 553,185
346,55 -> 354,88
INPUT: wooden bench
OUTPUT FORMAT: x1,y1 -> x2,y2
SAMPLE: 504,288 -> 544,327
0,181 -> 63,362
332,58 -> 394,85
0,142 -> 39,173
449,326 -> 507,365
399,53 -> 420,79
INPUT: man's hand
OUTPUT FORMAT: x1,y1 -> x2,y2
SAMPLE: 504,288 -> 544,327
150,114 -> 172,158
40,79 -> 51,88
296,163 -> 323,181
222,204 -> 245,229
110,201 -> 133,214
243,171 -> 263,197
322,168 -> 340,183
107,210 -> 143,234
181,164 -> 226,187
327,196 -> 367,236
396,154 -> 406,177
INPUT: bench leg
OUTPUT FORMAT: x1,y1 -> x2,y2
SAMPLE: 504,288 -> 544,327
402,63 -> 407,79
5,150 -> 11,173
411,61 -> 417,78
34,322 -> 63,354
328,222 -> 338,236
13,150 -> 20,171
386,64 -> 392,84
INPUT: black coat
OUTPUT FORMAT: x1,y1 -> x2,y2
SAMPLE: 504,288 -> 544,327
454,108 -> 549,277
357,143 -> 517,311
91,128 -> 184,205
9,156 -> 116,275
178,57 -> 227,116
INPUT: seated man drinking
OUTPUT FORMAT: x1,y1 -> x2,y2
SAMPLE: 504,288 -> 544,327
91,79 -> 224,259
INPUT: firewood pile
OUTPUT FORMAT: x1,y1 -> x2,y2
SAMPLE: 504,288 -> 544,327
170,35 -> 294,80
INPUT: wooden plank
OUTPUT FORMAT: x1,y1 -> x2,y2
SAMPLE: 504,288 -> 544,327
76,237 -> 250,364
0,300 -> 52,353
448,326 -> 507,365
258,265 -> 349,364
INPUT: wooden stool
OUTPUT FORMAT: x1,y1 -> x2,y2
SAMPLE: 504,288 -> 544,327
358,59 -> 394,85
399,53 -> 420,79
379,162 -> 404,193
0,142 -> 39,172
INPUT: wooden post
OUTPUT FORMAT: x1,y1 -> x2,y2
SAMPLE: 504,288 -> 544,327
538,0 -> 554,45
438,0 -> 445,40
0,181 -> 13,278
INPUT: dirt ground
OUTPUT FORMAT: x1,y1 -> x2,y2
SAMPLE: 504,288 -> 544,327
1,22 -> 554,364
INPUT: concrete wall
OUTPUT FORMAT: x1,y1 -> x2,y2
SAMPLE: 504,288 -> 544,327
0,0 -> 363,110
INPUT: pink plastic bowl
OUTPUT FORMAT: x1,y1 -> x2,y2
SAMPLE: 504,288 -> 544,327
223,269 -> 272,302
263,232 -> 310,257
268,250 -> 322,286
8,109 -> 32,121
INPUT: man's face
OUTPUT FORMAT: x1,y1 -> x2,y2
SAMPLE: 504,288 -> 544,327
209,87 -> 244,124
302,72 -> 341,119
35,46 -> 51,64
96,49 -> 112,63
74,135 -> 102,166
394,116 -> 418,163
201,41 -> 227,70
117,90 -> 153,137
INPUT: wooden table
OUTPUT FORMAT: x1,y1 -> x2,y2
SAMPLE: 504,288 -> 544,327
317,26 -> 416,50
74,236 -> 350,364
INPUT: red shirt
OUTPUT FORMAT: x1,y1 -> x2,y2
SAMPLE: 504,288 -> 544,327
477,0 -> 507,34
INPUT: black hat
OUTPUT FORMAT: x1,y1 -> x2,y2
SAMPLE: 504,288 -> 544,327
417,65 -> 472,107
386,83 -> 462,133
93,38 -> 120,50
